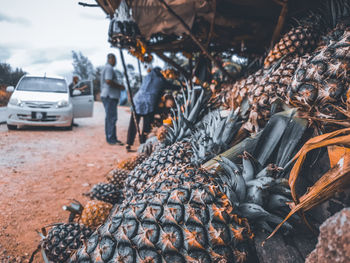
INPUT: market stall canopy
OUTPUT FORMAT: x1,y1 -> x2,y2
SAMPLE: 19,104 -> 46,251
96,0 -> 320,54
95,0 -> 122,16
131,0 -> 213,39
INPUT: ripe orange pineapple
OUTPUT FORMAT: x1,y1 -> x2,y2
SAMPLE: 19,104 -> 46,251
116,152 -> 148,170
63,200 -> 113,230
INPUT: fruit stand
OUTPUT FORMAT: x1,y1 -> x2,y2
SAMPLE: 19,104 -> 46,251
30,0 -> 350,262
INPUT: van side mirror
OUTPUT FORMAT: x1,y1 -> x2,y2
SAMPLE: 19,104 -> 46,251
6,86 -> 14,93
72,89 -> 82,96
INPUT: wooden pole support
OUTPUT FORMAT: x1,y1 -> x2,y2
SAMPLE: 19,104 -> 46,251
270,0 -> 289,50
119,49 -> 142,141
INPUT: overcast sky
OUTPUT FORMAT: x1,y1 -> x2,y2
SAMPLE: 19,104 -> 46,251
0,0 -> 161,81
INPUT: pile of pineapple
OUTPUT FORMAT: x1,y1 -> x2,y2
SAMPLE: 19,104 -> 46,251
32,3 -> 350,263
217,12 -> 350,134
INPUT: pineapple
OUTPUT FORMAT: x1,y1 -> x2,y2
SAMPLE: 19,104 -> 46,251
125,140 -> 192,196
70,165 -> 256,262
64,200 -> 113,230
80,201 -> 113,230
116,152 -> 148,171
264,15 -> 321,69
138,136 -> 161,156
85,183 -> 123,205
70,112 -> 304,262
287,23 -> 350,124
163,86 -> 211,146
38,223 -> 92,263
242,56 -> 302,132
156,125 -> 168,142
106,168 -> 129,190
125,109 -> 241,197
70,157 -> 292,262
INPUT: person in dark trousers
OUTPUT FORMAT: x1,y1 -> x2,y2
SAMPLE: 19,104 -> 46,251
126,67 -> 167,152
100,53 -> 125,145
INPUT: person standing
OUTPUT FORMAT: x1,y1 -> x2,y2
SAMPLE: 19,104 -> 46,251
101,53 -> 125,145
126,67 -> 169,152
68,76 -> 79,96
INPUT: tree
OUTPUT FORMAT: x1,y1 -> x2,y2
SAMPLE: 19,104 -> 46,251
0,63 -> 26,86
92,66 -> 103,99
71,51 -> 95,80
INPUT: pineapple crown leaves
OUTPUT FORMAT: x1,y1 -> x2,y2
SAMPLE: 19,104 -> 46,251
322,0 -> 350,28
190,108 -> 241,166
292,0 -> 350,32
164,86 -> 211,145
215,155 -> 294,233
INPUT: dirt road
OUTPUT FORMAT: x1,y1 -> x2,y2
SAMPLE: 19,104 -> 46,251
0,102 -> 135,262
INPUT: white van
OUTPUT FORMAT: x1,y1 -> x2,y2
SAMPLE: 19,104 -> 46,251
6,75 -> 94,130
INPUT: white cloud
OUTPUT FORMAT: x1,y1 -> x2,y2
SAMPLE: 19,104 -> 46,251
0,0 -> 163,80
0,12 -> 31,25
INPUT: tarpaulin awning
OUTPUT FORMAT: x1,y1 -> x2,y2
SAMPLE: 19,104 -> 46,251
131,0 -> 213,39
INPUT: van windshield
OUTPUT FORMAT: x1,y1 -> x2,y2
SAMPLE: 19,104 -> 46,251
17,77 -> 68,93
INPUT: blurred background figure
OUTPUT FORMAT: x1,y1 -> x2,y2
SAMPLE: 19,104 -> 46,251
126,67 -> 167,152
68,76 -> 80,97
101,53 -> 125,145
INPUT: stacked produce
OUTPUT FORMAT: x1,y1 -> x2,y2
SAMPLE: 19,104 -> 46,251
30,2 -> 350,262
217,6 -> 350,133
70,106 -> 300,262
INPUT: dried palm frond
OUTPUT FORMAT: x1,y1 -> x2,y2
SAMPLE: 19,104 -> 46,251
267,128 -> 350,239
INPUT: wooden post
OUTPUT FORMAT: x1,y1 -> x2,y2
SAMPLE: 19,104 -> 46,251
137,59 -> 143,83
206,0 -> 216,49
119,49 -> 142,142
155,51 -> 190,79
156,0 -> 235,80
270,0 -> 289,49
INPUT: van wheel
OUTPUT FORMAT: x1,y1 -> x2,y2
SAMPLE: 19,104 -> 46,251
7,124 -> 17,130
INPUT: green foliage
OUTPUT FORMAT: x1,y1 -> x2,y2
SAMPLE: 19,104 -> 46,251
0,63 -> 26,86
71,51 -> 95,80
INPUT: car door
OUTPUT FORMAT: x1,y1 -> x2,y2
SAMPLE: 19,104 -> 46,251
71,80 -> 94,118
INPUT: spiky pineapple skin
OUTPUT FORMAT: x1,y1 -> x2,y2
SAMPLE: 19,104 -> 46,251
264,20 -> 320,68
117,152 -> 148,171
81,200 -> 113,230
43,223 -> 92,263
125,141 -> 192,197
287,25 -> 350,120
87,183 -> 123,205
106,168 -> 129,190
70,165 -> 254,263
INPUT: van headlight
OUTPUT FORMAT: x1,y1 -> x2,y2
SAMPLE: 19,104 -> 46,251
9,98 -> 23,107
56,100 -> 69,108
